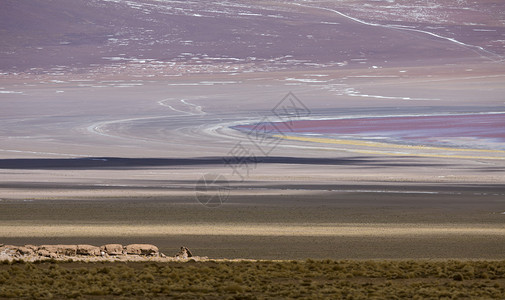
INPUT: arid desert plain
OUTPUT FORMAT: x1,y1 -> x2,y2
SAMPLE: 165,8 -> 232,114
1,0 -> 505,262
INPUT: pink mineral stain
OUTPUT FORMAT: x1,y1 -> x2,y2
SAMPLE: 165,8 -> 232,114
235,113 -> 505,148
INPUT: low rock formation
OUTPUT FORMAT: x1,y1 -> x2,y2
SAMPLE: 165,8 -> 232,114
17,245 -> 37,256
100,244 -> 124,255
77,244 -> 101,256
0,244 -> 203,262
39,245 -> 77,256
125,244 -> 159,256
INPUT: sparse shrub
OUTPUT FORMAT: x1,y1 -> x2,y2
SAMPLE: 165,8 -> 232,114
32,289 -> 54,299
84,286 -> 107,296
11,259 -> 25,265
46,258 -> 57,264
0,259 -> 503,298
65,290 -> 82,298
139,272 -> 155,283
452,273 -> 464,281
222,283 -> 244,293
97,266 -> 110,274
110,287 -> 123,295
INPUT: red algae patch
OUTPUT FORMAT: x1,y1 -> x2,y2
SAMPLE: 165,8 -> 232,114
236,113 -> 505,150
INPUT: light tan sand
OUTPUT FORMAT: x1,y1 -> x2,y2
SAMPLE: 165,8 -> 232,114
1,223 -> 504,238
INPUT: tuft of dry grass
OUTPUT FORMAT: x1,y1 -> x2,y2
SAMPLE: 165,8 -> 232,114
0,259 -> 503,299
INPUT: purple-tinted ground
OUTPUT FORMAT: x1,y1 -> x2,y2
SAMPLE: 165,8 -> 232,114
234,113 -> 505,150
2,0 -> 504,76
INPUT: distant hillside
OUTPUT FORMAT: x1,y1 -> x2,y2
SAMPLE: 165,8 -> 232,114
0,0 -> 487,74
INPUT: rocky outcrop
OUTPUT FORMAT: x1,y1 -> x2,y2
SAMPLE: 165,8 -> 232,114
100,244 -> 124,256
39,245 -> 77,256
0,244 -> 202,262
0,245 -> 17,256
15,245 -> 36,255
17,246 -> 35,256
125,244 -> 159,256
37,249 -> 53,258
38,245 -> 58,256
77,244 -> 101,256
